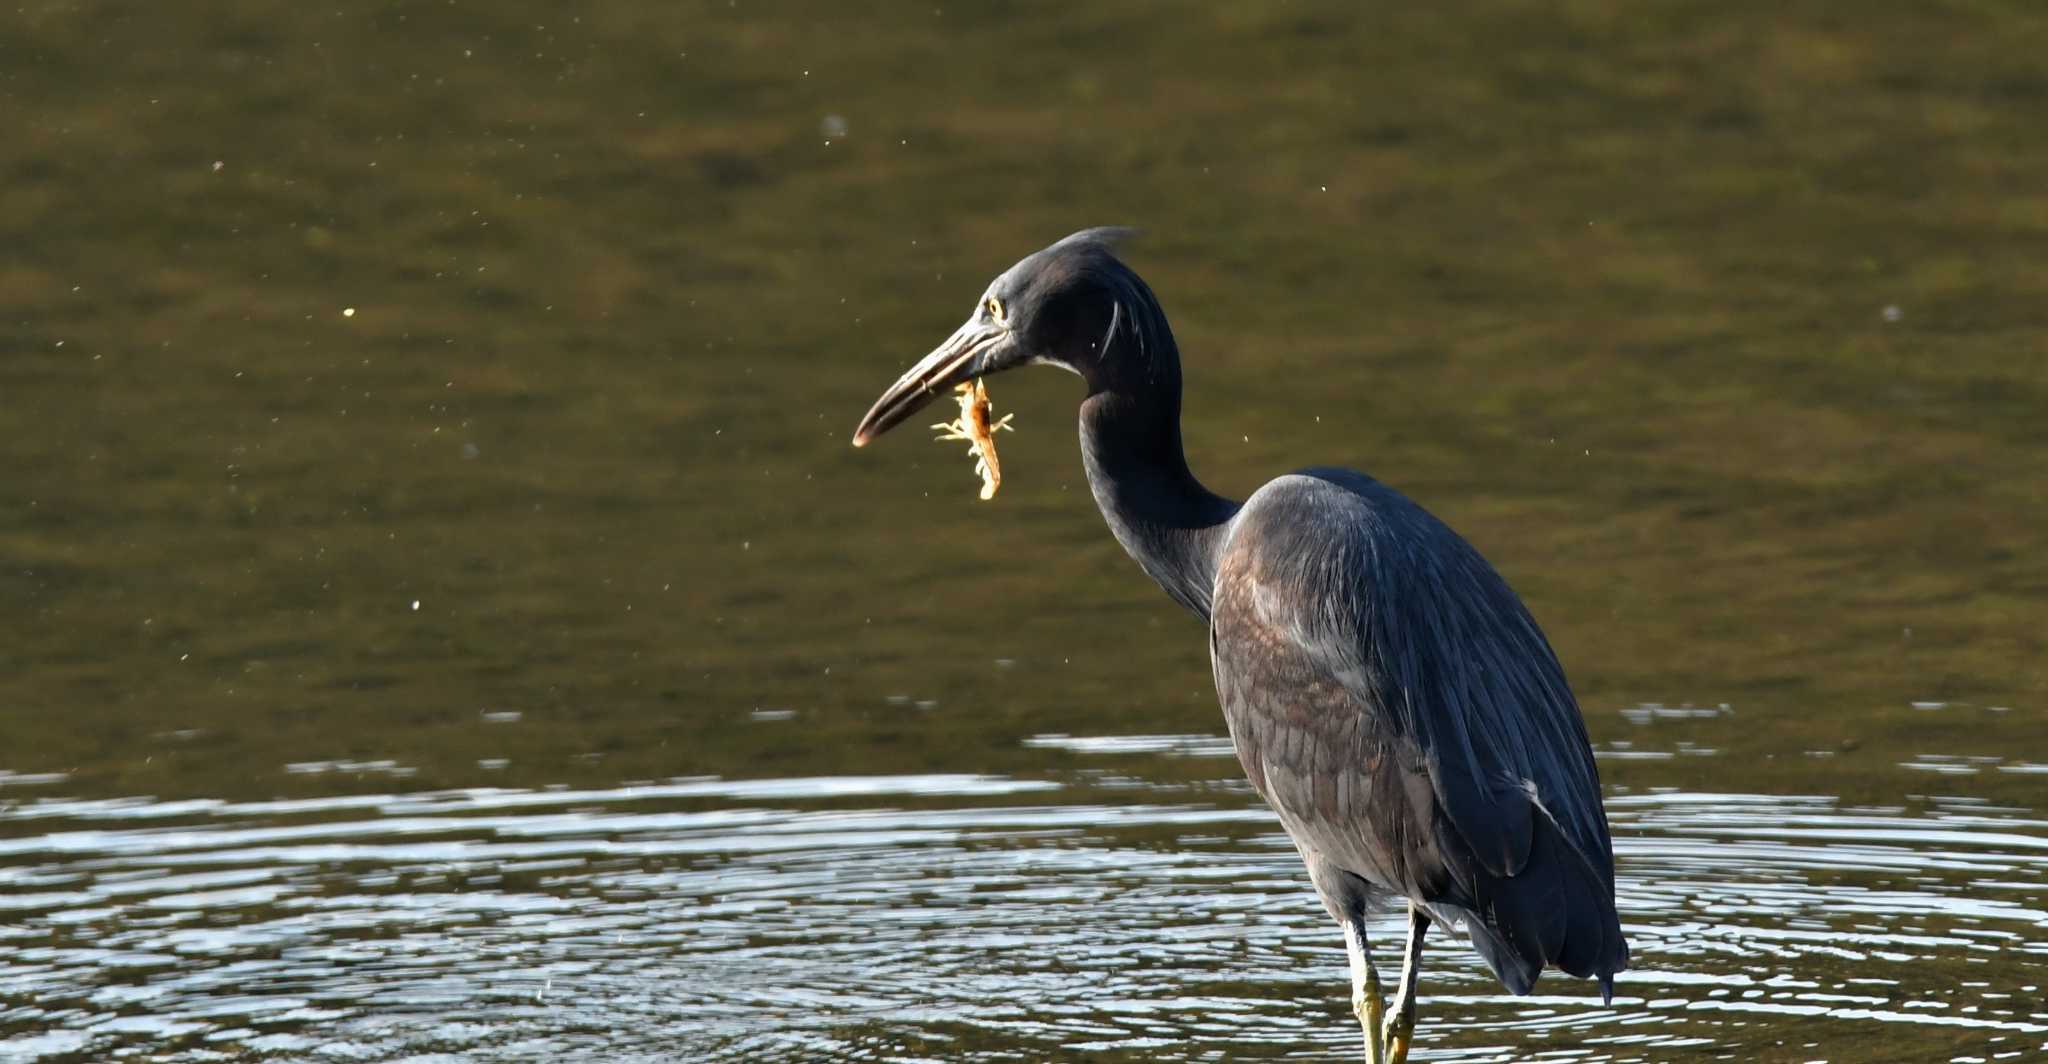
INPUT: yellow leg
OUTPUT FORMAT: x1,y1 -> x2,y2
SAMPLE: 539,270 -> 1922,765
1382,1018 -> 1410,1064
1344,919 -> 1387,1064
1379,906 -> 1431,1064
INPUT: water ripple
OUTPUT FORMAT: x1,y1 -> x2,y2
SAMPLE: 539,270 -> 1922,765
2,767 -> 2044,1060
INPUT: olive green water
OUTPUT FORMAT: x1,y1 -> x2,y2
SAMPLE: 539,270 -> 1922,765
4,2 -> 2046,1061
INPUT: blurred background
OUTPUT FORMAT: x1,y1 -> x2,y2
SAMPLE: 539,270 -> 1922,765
3,2 -> 2045,1060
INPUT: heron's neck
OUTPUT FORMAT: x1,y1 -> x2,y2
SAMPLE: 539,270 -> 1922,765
1079,383 -> 1239,621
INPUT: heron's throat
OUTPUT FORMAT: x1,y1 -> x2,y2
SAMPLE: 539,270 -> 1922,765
1079,387 -> 1239,621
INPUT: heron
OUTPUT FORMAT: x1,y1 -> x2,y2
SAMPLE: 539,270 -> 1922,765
851,229 -> 1627,1062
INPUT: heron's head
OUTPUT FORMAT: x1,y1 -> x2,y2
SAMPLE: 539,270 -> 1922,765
852,227 -> 1170,446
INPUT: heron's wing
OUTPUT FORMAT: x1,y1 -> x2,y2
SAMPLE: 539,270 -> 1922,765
1211,471 -> 1624,991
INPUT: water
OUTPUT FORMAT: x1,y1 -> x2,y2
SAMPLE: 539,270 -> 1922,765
6,1 -> 2048,1060
5,750 -> 2046,1061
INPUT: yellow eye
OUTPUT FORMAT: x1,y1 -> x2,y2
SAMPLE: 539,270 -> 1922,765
985,295 -> 1007,324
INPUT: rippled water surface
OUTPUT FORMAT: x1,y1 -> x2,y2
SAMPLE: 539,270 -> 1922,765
7,734 -> 2048,1062
7,1 -> 2048,1060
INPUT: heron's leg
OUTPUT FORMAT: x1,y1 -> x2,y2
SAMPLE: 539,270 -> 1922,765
1379,904 -> 1431,1064
1342,916 -> 1387,1064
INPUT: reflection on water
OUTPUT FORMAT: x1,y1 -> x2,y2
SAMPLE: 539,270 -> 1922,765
4,749 -> 2044,1062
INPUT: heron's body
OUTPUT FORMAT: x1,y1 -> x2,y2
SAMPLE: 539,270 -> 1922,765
854,230 -> 1627,1060
1212,471 -> 1622,996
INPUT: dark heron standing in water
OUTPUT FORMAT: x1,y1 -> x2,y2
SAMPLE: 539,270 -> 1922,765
851,229 -> 1627,1062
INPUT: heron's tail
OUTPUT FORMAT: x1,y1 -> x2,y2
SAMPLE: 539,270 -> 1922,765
1461,811 -> 1628,1002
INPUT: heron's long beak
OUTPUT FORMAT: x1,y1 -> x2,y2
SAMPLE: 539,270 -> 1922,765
850,319 -> 1007,447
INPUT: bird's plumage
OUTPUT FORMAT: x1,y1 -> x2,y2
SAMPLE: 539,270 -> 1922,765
1210,470 -> 1626,996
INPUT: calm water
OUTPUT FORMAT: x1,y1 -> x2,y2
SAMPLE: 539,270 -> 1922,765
6,2 -> 2047,1060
